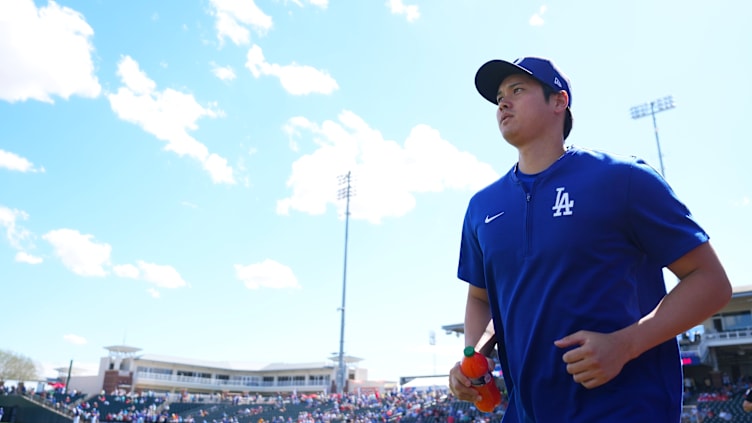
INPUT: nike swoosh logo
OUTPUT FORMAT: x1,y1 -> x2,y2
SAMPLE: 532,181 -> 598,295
484,212 -> 505,224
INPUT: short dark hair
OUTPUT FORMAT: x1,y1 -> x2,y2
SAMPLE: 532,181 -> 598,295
541,82 -> 573,140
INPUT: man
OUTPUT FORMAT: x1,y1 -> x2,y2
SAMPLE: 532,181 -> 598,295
448,57 -> 732,422
743,386 -> 752,412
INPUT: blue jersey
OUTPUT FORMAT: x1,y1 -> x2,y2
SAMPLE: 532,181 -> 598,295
458,146 -> 708,423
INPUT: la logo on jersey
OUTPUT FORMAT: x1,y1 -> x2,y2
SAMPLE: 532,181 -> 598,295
552,187 -> 574,217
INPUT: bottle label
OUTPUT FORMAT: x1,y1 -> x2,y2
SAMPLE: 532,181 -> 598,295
469,372 -> 493,387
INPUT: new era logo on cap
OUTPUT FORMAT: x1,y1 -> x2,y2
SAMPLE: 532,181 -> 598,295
554,77 -> 562,88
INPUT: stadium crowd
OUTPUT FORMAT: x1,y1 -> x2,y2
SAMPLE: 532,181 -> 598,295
2,380 -> 752,423
4,384 -> 508,423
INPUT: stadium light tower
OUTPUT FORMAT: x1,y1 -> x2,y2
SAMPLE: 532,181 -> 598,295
629,95 -> 676,177
336,171 -> 355,394
429,330 -> 436,375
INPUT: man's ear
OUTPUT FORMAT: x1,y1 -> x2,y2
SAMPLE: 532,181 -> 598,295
555,91 -> 569,112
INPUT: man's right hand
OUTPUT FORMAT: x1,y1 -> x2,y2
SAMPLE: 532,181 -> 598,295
449,356 -> 496,402
449,361 -> 482,403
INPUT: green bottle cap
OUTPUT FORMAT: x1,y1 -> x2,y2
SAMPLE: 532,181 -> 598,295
463,346 -> 475,357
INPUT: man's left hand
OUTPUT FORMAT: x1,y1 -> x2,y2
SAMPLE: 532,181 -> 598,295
554,330 -> 632,389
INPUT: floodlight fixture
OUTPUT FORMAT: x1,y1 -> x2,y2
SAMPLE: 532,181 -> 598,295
629,95 -> 676,177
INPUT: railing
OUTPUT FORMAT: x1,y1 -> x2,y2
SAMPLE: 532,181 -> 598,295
19,392 -> 77,419
704,328 -> 752,342
135,372 -> 329,390
677,329 -> 752,366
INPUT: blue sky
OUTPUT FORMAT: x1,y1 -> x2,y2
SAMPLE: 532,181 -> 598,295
1,0 -> 750,383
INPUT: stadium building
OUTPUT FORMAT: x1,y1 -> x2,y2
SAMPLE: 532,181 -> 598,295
63,347 -> 394,396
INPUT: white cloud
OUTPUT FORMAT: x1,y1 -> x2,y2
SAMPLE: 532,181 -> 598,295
0,206 -> 41,262
0,206 -> 32,249
209,0 -> 272,46
529,5 -> 547,26
245,44 -> 338,95
113,263 -> 140,279
63,334 -> 87,345
387,0 -> 420,22
181,201 -> 198,209
286,0 -> 328,8
203,153 -> 235,183
306,0 -> 328,8
277,111 -> 499,223
15,251 -> 43,264
115,261 -> 187,290
108,56 -> 236,184
42,229 -> 111,277
0,149 -> 44,173
235,259 -> 300,290
732,196 -> 750,207
0,0 -> 101,103
211,63 -> 236,81
136,260 -> 187,289
116,56 -> 156,95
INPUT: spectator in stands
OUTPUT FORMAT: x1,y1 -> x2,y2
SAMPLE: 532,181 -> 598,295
742,386 -> 752,412
451,55 -> 733,422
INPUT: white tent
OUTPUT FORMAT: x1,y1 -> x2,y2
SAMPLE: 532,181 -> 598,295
400,376 -> 449,392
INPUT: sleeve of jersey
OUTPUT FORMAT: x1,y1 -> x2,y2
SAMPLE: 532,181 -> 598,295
626,159 -> 709,267
457,200 -> 487,288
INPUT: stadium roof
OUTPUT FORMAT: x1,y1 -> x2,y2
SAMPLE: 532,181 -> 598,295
401,376 -> 448,389
136,354 -> 335,372
327,355 -> 363,364
263,362 -> 335,371
441,323 -> 464,336
53,366 -> 90,375
136,354 -> 261,370
732,284 -> 752,296
104,345 -> 142,354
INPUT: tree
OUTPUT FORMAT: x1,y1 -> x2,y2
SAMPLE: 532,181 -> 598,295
0,349 -> 40,381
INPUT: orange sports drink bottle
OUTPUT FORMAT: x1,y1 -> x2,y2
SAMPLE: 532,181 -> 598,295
460,346 -> 501,412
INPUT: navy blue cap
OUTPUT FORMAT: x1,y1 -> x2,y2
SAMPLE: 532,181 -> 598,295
475,57 -> 572,108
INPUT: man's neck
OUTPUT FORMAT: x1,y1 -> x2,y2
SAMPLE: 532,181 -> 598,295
516,142 -> 567,175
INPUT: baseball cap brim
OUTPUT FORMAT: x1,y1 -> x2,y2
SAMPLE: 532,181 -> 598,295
474,60 -> 533,105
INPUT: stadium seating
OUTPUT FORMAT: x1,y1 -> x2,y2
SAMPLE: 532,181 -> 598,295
693,389 -> 752,423
22,386 -> 752,423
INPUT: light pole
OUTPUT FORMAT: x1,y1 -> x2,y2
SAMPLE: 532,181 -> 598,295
429,330 -> 436,375
65,359 -> 73,394
631,96 -> 681,292
629,95 -> 676,177
336,171 -> 354,394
